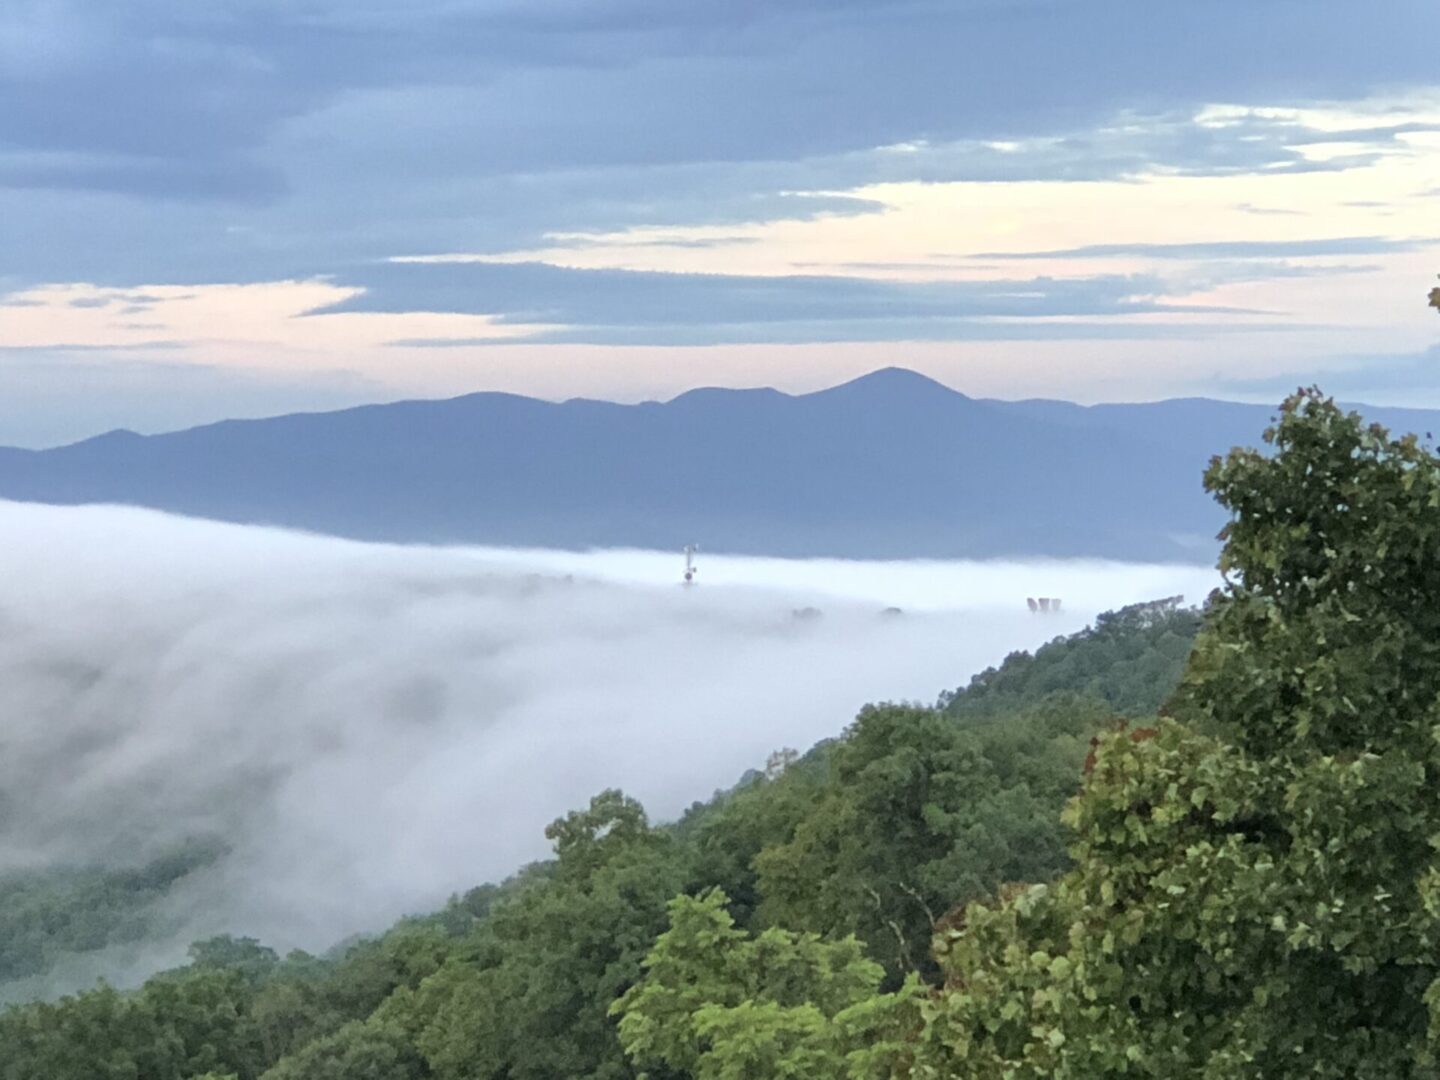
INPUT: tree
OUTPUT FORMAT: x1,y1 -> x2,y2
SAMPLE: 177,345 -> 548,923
753,700 -> 1108,982
259,1018 -> 425,1080
0,967 -> 266,1080
612,889 -> 918,1080
398,790 -> 689,1080
939,597 -> 1201,721
544,789 -> 656,876
678,746 -> 833,931
913,391 -> 1440,1077
754,706 -> 969,979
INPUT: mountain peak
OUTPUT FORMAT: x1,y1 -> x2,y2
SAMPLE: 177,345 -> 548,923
69,428 -> 145,449
666,385 -> 789,407
811,366 -> 966,401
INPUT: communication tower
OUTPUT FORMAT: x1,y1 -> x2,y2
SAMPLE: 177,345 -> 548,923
683,544 -> 699,586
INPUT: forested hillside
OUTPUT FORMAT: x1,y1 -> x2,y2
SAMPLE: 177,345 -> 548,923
940,595 -> 1200,721
0,842 -> 219,986
0,599 -> 1201,1078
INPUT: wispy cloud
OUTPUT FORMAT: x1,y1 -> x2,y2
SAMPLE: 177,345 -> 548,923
0,341 -> 187,353
972,236 -> 1435,261
314,259 -> 1279,346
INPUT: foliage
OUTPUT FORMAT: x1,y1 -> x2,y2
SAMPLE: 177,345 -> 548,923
0,966 -> 265,1080
613,889 -> 920,1080
0,918 -> 450,1080
752,698 -> 1109,982
0,841 -> 220,982
913,391 -> 1440,1077
384,790 -> 688,1080
17,377 -> 1440,1074
676,746 -> 834,930
259,1018 -> 425,1080
940,596 -> 1201,721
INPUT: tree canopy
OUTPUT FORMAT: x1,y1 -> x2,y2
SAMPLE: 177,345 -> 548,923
0,603 -> 1185,1078
912,391 -> 1440,1077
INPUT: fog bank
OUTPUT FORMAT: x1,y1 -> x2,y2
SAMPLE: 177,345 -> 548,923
0,500 -> 1217,973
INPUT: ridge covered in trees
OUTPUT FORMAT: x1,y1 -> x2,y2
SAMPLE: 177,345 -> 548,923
0,842 -> 220,987
0,599 -> 1200,1078
9,383 -> 1440,1076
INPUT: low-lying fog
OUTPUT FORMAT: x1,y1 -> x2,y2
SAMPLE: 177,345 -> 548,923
0,499 -> 1218,986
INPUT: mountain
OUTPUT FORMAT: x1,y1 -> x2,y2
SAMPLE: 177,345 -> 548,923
1,368 -> 1433,562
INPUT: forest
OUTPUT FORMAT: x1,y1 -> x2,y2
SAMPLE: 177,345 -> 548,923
5,388 -> 1440,1078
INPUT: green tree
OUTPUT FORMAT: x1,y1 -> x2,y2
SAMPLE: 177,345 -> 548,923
0,966 -> 265,1080
754,699 -> 1108,981
913,391 -> 1440,1077
260,1018 -> 425,1080
613,889 -> 918,1080
678,746 -> 833,930
399,790 -> 689,1080
940,596 -> 1200,722
0,841 -> 221,984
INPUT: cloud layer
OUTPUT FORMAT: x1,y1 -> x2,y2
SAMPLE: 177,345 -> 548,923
2,1 -> 1438,286
0,499 -> 1217,988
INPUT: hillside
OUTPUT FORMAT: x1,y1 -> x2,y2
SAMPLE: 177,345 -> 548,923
0,596 -> 1203,1077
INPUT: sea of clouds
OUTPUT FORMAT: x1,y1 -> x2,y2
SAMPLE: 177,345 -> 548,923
0,499 -> 1219,989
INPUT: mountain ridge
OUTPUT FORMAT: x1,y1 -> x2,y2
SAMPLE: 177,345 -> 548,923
2,369 -> 1432,562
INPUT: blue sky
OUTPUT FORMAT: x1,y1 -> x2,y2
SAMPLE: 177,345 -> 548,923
2,0 -> 1438,445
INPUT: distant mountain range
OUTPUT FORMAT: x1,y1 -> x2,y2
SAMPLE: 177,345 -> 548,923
2,369 -> 1436,562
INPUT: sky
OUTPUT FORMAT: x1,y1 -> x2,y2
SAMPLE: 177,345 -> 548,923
2,0 -> 1439,446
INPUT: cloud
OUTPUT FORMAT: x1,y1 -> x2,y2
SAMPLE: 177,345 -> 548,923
0,498 -> 1217,991
500,318 -> 1323,348
534,233 -> 763,251
0,341 -> 186,353
1233,203 -> 1307,217
7,1 -> 1437,190
315,259 -> 1270,345
973,236 -> 1435,260
0,1 -> 1435,426
0,1 -> 1436,292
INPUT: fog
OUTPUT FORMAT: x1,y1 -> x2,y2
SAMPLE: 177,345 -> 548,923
0,499 -> 1218,985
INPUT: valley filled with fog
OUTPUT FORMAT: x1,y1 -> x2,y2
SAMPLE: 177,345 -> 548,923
0,499 -> 1217,993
